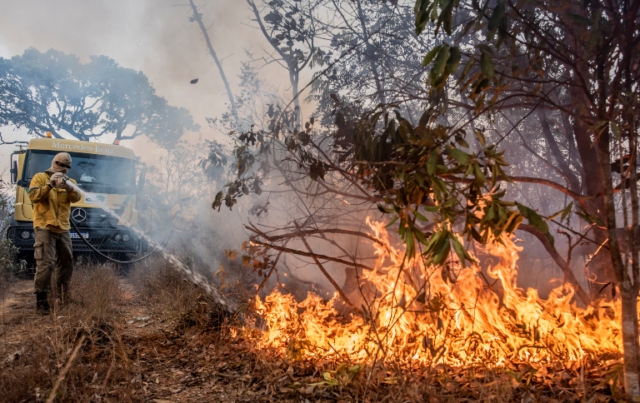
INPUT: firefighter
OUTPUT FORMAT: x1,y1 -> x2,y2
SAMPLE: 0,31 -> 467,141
169,195 -> 198,233
28,152 -> 83,315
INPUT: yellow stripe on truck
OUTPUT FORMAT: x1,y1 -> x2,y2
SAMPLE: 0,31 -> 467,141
27,138 -> 136,159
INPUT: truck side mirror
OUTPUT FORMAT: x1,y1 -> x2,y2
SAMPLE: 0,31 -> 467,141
10,160 -> 18,184
138,171 -> 146,193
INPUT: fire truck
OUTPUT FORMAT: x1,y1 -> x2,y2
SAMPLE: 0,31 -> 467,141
7,136 -> 146,262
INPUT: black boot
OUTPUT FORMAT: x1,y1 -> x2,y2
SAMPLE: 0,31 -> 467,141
36,293 -> 50,315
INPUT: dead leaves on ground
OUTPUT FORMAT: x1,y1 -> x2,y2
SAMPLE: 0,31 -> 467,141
125,325 -> 625,402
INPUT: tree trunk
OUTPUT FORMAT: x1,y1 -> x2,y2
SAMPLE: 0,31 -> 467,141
597,128 -> 640,400
621,284 -> 640,398
536,109 -> 581,192
289,67 -> 301,129
573,111 -> 617,294
355,0 -> 385,104
188,0 -> 239,128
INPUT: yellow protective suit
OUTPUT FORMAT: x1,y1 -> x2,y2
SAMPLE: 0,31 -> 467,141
29,172 -> 83,233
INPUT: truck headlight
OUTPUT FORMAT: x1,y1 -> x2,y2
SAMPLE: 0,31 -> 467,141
21,231 -> 30,239
122,234 -> 130,242
114,234 -> 122,242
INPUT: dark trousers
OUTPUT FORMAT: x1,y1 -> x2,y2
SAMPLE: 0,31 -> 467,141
33,228 -> 74,294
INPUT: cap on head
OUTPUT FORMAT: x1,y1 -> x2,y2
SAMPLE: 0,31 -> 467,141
51,152 -> 72,173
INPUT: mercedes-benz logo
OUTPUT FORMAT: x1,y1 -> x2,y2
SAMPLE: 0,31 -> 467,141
71,208 -> 87,223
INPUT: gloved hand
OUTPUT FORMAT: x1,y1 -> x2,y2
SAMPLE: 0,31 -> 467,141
59,179 -> 73,191
49,172 -> 65,188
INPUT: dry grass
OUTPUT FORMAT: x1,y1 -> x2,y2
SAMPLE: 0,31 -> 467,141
0,257 -> 624,402
0,262 -> 140,402
129,256 -> 201,320
53,262 -> 122,324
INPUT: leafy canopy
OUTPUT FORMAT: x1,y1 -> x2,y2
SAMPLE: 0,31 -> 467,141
0,48 -> 199,146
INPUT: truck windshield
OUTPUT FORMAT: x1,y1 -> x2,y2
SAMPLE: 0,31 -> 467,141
25,150 -> 136,194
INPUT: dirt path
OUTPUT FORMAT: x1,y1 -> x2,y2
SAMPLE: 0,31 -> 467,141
0,275 -> 314,403
0,272 -> 626,402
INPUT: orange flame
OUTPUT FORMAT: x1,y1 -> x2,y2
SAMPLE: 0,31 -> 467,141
248,219 -> 622,366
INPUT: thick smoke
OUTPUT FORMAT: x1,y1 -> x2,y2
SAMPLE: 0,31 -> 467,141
0,0 -> 603,308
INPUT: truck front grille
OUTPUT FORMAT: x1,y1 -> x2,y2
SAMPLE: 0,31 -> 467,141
71,207 -> 120,227
8,226 -> 141,254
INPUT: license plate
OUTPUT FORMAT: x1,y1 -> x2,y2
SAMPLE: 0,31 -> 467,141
71,232 -> 90,239
84,193 -> 108,205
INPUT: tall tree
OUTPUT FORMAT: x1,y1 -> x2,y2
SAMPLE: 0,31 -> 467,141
246,0 -> 325,129
414,0 -> 640,398
0,48 -> 198,146
204,0 -> 640,390
244,0 -> 603,295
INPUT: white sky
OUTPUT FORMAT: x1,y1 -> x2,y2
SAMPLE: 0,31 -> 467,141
0,0 -> 312,178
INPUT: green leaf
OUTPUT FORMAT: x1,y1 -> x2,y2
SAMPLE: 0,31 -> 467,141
424,204 -> 439,212
473,163 -> 487,185
414,229 -> 429,246
427,152 -> 437,175
548,202 -> 573,222
447,46 -> 461,73
474,129 -> 485,147
481,52 -> 495,79
432,238 -> 451,265
456,136 -> 470,148
415,210 -> 429,222
576,207 -> 606,228
470,227 -> 483,243
422,45 -> 441,67
517,203 -> 555,250
561,202 -> 574,221
378,204 -> 394,213
414,0 -> 432,35
385,215 -> 399,228
418,110 -> 432,127
431,45 -> 450,79
487,1 -> 505,34
405,229 -> 416,257
451,236 -> 467,267
474,78 -> 490,94
446,146 -> 471,166
566,13 -> 591,27
456,56 -> 475,86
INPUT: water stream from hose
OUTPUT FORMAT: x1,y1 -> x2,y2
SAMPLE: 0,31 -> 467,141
65,180 -> 234,310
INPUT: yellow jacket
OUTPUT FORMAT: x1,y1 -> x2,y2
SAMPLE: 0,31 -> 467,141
29,173 -> 83,233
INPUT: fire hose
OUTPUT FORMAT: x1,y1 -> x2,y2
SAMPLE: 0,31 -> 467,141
69,217 -> 172,264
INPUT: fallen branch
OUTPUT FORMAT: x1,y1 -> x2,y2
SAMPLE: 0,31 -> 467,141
47,334 -> 86,403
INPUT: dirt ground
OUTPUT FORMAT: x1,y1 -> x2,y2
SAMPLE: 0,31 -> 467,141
0,273 -> 324,403
0,266 -> 627,403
